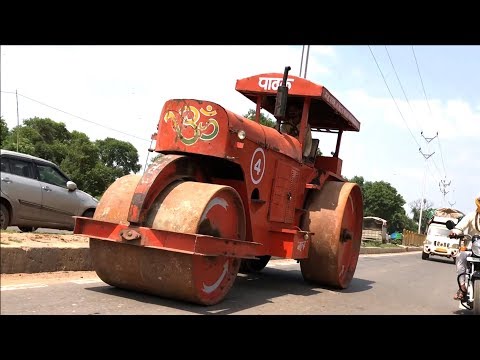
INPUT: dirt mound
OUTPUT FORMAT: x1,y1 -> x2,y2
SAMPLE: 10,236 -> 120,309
0,231 -> 89,248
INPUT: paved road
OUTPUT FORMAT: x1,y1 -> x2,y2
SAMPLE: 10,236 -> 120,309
0,252 -> 473,315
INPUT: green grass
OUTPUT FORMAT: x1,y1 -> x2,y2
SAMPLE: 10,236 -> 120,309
361,240 -> 399,248
377,243 -> 399,248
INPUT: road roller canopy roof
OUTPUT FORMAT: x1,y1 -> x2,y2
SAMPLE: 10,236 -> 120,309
235,73 -> 361,132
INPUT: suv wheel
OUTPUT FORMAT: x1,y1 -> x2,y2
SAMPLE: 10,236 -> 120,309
83,209 -> 95,218
18,226 -> 38,233
1,204 -> 10,230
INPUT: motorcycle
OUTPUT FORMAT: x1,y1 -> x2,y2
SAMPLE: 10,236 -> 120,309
446,220 -> 480,314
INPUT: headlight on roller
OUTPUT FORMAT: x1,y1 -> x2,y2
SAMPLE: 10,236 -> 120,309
237,130 -> 246,140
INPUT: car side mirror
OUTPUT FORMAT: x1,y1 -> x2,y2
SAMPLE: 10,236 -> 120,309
67,181 -> 77,191
445,220 -> 455,230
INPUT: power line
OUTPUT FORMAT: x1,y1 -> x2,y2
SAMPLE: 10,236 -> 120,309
1,90 -> 151,143
368,46 -> 421,149
431,157 -> 445,181
419,131 -> 448,202
411,47 -> 433,118
425,157 -> 454,207
387,47 -> 448,186
436,134 -> 448,180
411,46 -> 448,178
15,90 -> 20,152
384,46 -> 422,130
143,139 -> 154,174
420,131 -> 444,181
425,157 -> 444,194
371,46 -> 444,197
418,148 -> 431,234
447,189 -> 457,207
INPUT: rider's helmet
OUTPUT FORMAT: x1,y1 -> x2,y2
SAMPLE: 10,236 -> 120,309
476,192 -> 480,213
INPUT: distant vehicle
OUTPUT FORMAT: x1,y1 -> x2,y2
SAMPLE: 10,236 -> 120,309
422,207 -> 465,263
0,149 -> 98,231
362,216 -> 388,243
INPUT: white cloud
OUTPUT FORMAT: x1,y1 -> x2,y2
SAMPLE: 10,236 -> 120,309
292,46 -> 336,78
1,45 -> 318,143
310,46 -> 336,57
328,87 -> 477,213
350,68 -> 365,81
339,89 -> 480,139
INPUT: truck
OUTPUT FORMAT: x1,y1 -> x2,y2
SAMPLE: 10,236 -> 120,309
362,216 -> 388,244
422,207 -> 465,263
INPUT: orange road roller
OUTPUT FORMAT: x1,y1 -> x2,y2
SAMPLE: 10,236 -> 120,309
74,66 -> 364,305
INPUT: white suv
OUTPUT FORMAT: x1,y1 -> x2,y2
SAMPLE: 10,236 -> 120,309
422,215 -> 461,264
0,149 -> 98,231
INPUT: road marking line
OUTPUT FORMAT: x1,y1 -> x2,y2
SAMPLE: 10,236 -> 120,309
1,283 -> 48,291
267,260 -> 297,267
70,279 -> 103,284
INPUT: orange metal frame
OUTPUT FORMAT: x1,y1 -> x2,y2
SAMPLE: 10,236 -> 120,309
75,216 -> 261,258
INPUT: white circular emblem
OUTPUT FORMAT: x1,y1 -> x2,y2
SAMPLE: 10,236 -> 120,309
250,147 -> 266,185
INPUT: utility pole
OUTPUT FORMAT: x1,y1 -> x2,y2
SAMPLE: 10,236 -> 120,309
439,178 -> 451,205
448,189 -> 456,207
418,154 -> 429,234
299,45 -> 311,79
418,131 -> 437,234
299,46 -> 305,77
16,89 -> 20,152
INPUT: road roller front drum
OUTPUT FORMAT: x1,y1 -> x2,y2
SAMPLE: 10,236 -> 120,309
89,175 -> 247,305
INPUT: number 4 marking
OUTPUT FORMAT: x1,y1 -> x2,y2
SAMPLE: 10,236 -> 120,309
250,147 -> 266,185
254,158 -> 262,175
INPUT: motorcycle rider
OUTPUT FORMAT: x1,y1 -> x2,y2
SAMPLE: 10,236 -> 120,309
450,192 -> 480,300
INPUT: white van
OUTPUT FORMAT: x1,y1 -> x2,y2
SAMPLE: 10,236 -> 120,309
422,210 -> 464,263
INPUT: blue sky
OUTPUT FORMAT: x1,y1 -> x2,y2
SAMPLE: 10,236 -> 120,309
1,45 -> 478,216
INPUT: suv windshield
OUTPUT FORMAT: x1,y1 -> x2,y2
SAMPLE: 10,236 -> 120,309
427,226 -> 451,237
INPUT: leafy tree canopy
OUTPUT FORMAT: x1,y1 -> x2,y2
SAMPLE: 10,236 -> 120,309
0,117 -> 9,147
409,198 -> 435,234
96,137 -> 142,176
243,109 -> 276,128
346,176 -> 418,233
